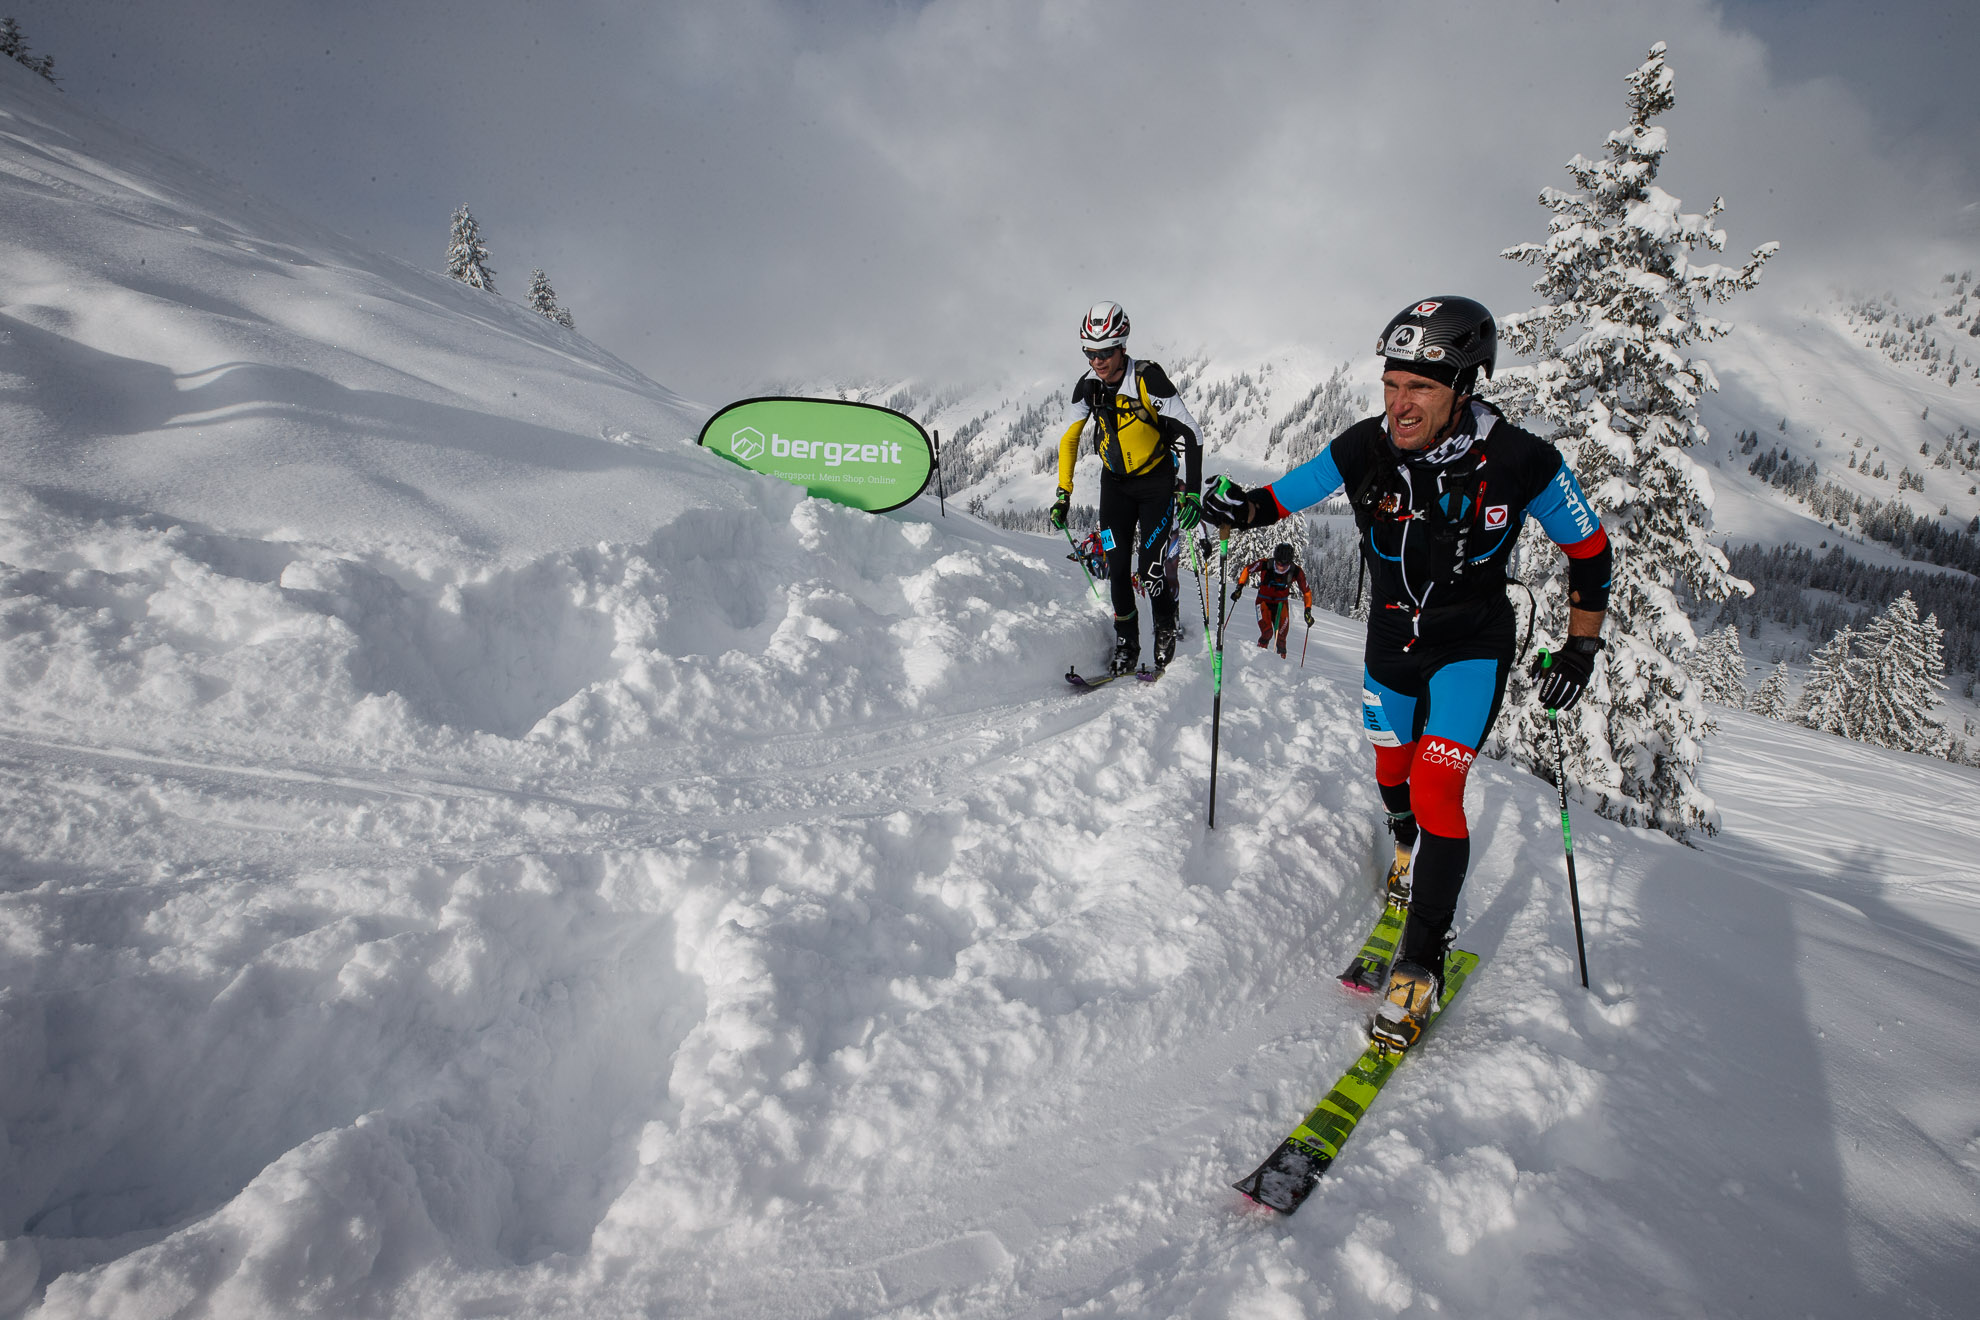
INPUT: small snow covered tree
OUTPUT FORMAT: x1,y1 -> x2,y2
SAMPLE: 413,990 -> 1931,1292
445,206 -> 497,292
1691,624 -> 1749,705
1747,663 -> 1792,719
1488,42 -> 1778,839
1853,591 -> 1950,755
526,268 -> 569,325
1,17 -> 54,82
1795,625 -> 1860,738
526,268 -> 555,317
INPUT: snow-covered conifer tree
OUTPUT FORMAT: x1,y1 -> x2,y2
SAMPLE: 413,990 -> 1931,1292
1487,42 -> 1778,838
525,268 -> 577,329
0,17 -> 54,81
1796,626 -> 1860,739
1853,591 -> 1950,755
445,206 -> 497,293
1691,624 -> 1749,705
527,269 -> 559,320
1747,664 -> 1792,720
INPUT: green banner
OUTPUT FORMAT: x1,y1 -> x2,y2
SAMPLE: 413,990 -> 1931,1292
696,396 -> 934,514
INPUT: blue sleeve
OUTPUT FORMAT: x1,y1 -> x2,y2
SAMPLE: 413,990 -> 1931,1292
1526,455 -> 1604,549
1265,443 -> 1346,516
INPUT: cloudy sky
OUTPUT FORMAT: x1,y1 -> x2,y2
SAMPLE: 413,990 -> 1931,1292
15,1 -> 1980,401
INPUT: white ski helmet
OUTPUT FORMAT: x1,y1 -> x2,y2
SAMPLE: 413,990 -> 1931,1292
1080,301 -> 1130,351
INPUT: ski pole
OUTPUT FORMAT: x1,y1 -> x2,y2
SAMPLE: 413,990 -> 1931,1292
934,429 -> 946,517
1208,527 -> 1229,828
1061,524 -> 1102,602
1184,531 -> 1216,658
1300,617 -> 1311,668
1548,706 -> 1592,989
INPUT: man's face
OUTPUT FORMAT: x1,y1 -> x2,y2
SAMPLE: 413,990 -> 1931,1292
1085,345 -> 1128,386
1383,368 -> 1459,450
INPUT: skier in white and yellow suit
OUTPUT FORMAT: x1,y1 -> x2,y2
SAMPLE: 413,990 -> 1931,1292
1049,301 -> 1204,675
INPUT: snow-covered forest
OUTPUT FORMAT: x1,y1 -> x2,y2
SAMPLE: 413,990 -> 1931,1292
2,12 -> 1978,1320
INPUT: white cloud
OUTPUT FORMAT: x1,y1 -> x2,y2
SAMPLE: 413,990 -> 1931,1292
18,0 -> 1978,398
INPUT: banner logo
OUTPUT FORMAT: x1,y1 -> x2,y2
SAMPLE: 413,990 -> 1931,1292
697,397 -> 935,514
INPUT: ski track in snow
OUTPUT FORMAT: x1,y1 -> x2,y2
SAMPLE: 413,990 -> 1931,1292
3,56 -> 1980,1320
10,607 -> 1980,1319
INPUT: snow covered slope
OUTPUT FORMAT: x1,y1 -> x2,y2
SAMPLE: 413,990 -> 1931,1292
0,56 -> 705,568
1697,277 -> 1980,556
3,58 -> 1979,1320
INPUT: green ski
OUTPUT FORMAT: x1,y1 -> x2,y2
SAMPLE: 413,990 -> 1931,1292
1338,846 -> 1414,993
1234,949 -> 1480,1214
1337,897 -> 1408,993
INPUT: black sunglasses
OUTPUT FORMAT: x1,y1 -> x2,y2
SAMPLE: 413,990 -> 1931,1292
1083,346 -> 1123,361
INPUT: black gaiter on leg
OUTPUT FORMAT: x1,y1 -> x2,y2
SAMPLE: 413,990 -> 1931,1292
1399,828 -> 1468,967
1378,781 -> 1416,848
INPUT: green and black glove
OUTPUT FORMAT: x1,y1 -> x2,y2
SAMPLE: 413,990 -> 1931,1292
1530,635 -> 1605,711
1174,490 -> 1202,531
1200,474 -> 1279,529
1050,489 -> 1071,531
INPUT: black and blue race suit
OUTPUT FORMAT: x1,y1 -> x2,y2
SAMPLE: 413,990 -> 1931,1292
1260,398 -> 1611,966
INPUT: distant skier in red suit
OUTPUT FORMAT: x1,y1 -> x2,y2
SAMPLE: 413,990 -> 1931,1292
1232,543 -> 1313,657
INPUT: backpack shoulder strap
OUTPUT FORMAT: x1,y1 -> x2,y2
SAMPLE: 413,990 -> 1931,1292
1137,361 -> 1177,398
1127,363 -> 1165,429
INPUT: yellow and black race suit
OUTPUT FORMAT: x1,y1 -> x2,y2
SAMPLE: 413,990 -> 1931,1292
1054,359 -> 1203,496
1054,359 -> 1203,641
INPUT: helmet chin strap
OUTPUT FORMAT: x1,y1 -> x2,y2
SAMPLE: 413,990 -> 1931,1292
1433,391 -> 1473,443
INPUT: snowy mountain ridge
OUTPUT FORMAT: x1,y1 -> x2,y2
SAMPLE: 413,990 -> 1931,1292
1,50 -> 1977,1320
809,281 -> 1980,568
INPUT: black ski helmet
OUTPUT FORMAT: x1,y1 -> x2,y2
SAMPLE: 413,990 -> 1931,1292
1273,543 -> 1295,566
1377,296 -> 1497,397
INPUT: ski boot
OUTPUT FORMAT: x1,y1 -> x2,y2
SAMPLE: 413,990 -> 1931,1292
1153,626 -> 1179,670
1108,632 -> 1140,677
1107,611 -> 1141,677
1369,958 -> 1440,1054
1383,846 -> 1413,904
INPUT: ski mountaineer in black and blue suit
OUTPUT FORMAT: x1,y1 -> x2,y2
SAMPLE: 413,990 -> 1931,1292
1200,296 -> 1612,1052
